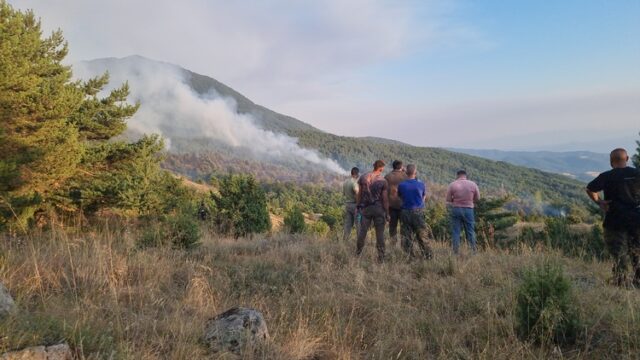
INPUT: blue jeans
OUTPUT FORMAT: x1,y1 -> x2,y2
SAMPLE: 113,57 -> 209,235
450,207 -> 477,254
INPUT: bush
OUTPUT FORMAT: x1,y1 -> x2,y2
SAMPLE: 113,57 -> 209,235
136,209 -> 201,250
167,213 -> 201,249
308,221 -> 330,237
284,207 -> 306,234
516,261 -> 580,345
543,218 -> 605,260
319,207 -> 341,230
213,175 -> 271,238
137,224 -> 166,249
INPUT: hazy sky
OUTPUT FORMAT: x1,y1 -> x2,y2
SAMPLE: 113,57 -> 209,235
11,0 -> 640,152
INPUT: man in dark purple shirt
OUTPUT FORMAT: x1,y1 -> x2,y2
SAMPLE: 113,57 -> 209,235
356,160 -> 389,262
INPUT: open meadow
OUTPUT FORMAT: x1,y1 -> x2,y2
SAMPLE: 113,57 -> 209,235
2,226 -> 640,359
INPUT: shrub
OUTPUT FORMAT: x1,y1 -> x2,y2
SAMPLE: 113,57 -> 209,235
308,221 -> 330,237
137,224 -> 166,249
319,207 -> 341,230
284,207 -> 306,234
516,261 -> 580,345
213,175 -> 271,238
167,213 -> 201,249
136,209 -> 201,250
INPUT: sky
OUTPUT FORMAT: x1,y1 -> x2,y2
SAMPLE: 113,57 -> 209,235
10,0 -> 640,152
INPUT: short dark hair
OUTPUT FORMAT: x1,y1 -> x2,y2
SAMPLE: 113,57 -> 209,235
373,160 -> 386,170
351,167 -> 360,176
406,164 -> 417,176
456,169 -> 467,177
392,160 -> 403,170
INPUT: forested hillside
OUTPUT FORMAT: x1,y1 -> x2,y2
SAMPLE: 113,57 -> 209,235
291,130 -> 588,207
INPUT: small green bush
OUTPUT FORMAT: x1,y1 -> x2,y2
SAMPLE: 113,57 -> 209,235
308,221 -> 330,237
284,207 -> 306,234
516,260 -> 580,345
137,225 -> 166,249
213,175 -> 271,238
167,213 -> 201,249
136,210 -> 201,250
320,207 -> 344,230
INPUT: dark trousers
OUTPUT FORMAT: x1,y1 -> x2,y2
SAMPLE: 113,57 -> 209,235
388,208 -> 402,245
605,226 -> 640,286
356,205 -> 386,261
400,209 -> 433,259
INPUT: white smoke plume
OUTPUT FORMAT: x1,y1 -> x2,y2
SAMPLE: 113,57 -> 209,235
73,57 -> 347,174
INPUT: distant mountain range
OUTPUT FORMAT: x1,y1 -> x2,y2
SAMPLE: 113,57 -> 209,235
449,149 -> 610,182
76,56 -> 590,208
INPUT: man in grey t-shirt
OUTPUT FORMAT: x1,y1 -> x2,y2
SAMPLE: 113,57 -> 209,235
342,167 -> 360,241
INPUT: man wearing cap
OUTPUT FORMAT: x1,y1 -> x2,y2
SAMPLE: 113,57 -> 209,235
385,160 -> 408,246
446,169 -> 480,255
398,164 -> 433,259
342,167 -> 360,241
586,148 -> 640,287
356,160 -> 390,262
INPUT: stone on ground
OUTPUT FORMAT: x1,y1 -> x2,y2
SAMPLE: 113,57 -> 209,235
1,344 -> 72,360
0,283 -> 15,318
204,307 -> 269,354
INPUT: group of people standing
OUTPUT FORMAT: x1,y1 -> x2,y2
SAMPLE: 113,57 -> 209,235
342,148 -> 640,289
342,159 -> 480,262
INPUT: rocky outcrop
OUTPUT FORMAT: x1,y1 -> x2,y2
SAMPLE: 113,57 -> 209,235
204,307 -> 269,354
1,343 -> 72,360
0,283 -> 15,318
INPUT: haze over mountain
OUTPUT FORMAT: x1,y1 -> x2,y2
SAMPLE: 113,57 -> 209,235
74,55 -> 589,208
450,149 -> 611,182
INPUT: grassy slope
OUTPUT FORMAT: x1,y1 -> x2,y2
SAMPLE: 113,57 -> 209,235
1,229 -> 639,359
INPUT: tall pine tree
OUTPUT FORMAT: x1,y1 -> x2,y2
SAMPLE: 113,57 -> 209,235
0,1 -> 177,231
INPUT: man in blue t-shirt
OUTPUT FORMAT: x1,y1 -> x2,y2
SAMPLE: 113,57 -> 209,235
397,164 -> 433,259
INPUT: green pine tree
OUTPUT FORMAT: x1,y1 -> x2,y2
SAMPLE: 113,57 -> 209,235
284,206 -> 306,234
0,1 -> 177,231
0,2 -> 84,231
475,197 -> 518,248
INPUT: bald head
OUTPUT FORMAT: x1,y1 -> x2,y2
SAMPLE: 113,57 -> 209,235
406,164 -> 417,178
610,148 -> 629,168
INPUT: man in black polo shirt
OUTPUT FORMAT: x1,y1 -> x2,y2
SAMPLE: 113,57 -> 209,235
586,148 -> 640,287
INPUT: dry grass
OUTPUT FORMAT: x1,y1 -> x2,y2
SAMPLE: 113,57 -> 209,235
1,225 -> 640,359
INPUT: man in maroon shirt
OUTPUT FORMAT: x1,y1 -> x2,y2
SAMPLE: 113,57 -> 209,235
356,160 -> 390,262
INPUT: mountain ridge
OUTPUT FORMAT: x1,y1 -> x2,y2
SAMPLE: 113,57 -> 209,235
76,55 -> 590,208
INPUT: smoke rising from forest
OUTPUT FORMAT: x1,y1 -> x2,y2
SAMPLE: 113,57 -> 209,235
73,57 -> 347,174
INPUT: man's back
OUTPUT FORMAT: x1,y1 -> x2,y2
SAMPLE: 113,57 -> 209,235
398,179 -> 426,210
446,179 -> 480,208
587,167 -> 640,228
385,170 -> 408,210
358,172 -> 388,207
342,177 -> 358,203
